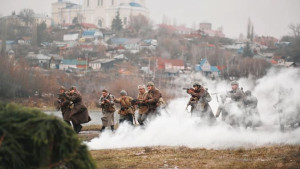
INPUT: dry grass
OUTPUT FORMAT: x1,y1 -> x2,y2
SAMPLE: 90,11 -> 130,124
90,145 -> 300,169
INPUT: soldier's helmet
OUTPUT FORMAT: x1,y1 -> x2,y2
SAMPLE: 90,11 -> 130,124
231,81 -> 239,86
120,90 -> 127,96
138,85 -> 146,89
147,81 -> 155,86
193,82 -> 201,87
245,90 -> 251,96
59,86 -> 66,91
69,86 -> 77,91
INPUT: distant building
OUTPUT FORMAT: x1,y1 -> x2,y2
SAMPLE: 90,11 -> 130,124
26,52 -> 51,69
199,22 -> 225,37
199,22 -> 212,31
110,38 -> 141,52
59,59 -> 78,70
195,58 -> 221,77
156,24 -> 193,35
49,55 -> 63,69
156,57 -> 185,71
51,0 -> 149,28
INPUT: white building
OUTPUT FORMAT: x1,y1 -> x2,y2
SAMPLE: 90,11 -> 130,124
52,0 -> 149,28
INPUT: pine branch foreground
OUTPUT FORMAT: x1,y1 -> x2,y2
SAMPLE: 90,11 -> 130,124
0,102 -> 96,169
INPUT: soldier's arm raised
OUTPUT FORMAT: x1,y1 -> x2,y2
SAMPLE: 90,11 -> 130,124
114,98 -> 121,103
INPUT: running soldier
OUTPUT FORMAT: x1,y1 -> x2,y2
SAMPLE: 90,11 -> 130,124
215,94 -> 230,121
99,89 -> 115,132
114,90 -> 135,124
225,81 -> 246,126
243,90 -> 261,127
56,86 -> 72,126
186,82 -> 215,122
144,82 -> 163,116
65,86 -> 91,133
134,85 -> 149,126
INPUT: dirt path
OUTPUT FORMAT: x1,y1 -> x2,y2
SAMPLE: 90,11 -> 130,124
90,146 -> 300,169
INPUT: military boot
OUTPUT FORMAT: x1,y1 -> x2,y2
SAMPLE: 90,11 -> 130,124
100,126 -> 105,132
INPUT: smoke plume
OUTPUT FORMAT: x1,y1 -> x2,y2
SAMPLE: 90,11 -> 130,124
87,68 -> 300,150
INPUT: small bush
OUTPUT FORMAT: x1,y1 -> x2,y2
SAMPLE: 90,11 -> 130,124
0,102 -> 96,169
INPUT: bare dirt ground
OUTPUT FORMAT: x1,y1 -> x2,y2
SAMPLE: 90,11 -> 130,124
90,145 -> 300,169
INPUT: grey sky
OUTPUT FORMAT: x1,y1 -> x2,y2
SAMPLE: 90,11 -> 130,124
1,0 -> 300,38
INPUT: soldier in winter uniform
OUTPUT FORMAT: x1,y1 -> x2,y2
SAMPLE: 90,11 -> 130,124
227,81 -> 245,103
225,81 -> 246,126
187,82 -> 215,122
145,82 -> 163,116
135,85 -> 149,126
215,94 -> 230,121
99,89 -> 115,132
243,90 -> 261,127
56,86 -> 72,126
65,86 -> 91,133
114,90 -> 135,124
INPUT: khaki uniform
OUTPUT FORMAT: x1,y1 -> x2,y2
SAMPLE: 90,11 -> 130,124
136,92 -> 149,125
99,93 -> 115,127
115,96 -> 134,124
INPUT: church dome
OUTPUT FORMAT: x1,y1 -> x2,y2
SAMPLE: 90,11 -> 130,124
129,2 -> 143,7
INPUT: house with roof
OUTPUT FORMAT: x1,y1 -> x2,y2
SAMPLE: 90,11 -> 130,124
82,30 -> 103,39
156,57 -> 184,71
195,58 -> 221,77
110,38 -> 141,52
63,33 -> 79,41
89,58 -> 115,71
77,60 -> 88,69
139,39 -> 158,50
26,52 -> 51,68
81,23 -> 98,30
49,54 -> 63,69
0,40 -> 16,52
17,37 -> 32,45
59,59 -> 77,70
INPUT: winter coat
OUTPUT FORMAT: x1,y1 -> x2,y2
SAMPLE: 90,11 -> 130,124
145,87 -> 162,110
136,92 -> 149,114
115,96 -> 134,115
66,91 -> 91,125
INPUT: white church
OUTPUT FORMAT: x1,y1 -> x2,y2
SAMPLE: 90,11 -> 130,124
51,0 -> 149,28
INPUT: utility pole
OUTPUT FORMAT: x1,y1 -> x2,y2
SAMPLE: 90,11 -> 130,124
85,52 -> 88,74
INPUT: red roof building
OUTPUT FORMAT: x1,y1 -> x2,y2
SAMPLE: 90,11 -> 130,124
81,23 -> 98,30
156,57 -> 184,70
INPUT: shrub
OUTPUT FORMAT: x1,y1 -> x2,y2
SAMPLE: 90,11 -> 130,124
0,102 -> 96,169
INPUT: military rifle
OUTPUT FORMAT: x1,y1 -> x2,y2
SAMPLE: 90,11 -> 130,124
183,88 -> 194,91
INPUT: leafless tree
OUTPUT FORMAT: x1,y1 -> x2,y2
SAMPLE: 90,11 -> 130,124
18,9 -> 35,27
289,23 -> 300,38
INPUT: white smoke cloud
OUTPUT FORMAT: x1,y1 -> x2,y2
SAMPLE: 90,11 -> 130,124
87,68 -> 300,150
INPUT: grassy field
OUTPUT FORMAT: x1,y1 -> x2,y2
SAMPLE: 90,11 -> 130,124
80,126 -> 300,169
90,146 -> 300,169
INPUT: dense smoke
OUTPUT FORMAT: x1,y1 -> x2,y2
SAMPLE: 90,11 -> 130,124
87,68 -> 300,150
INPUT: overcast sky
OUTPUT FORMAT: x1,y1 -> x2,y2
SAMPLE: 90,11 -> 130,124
1,0 -> 300,38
